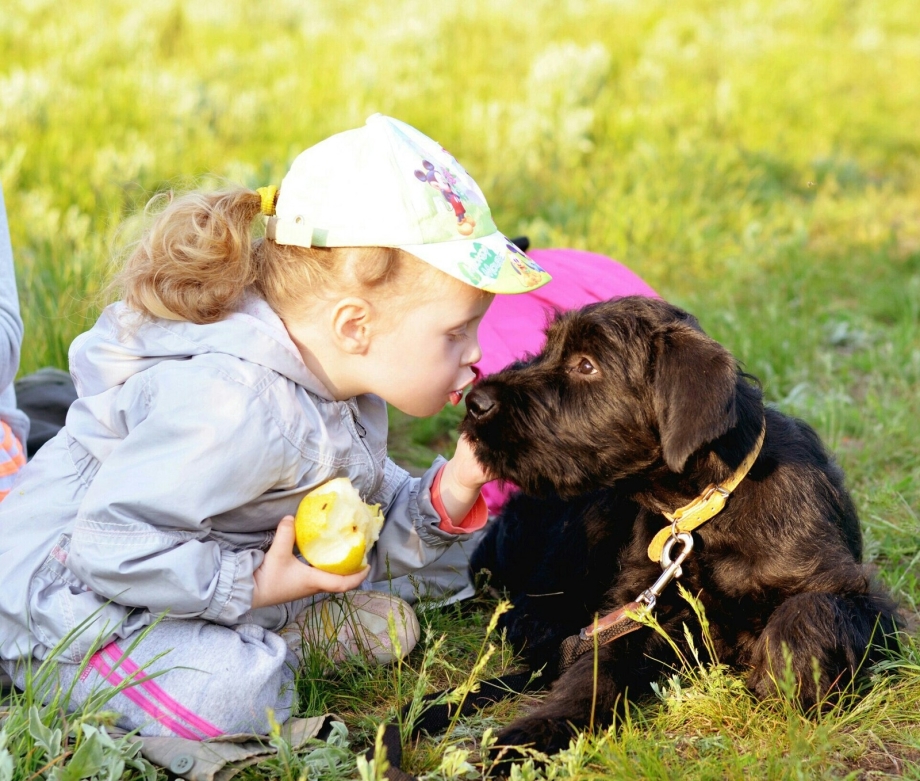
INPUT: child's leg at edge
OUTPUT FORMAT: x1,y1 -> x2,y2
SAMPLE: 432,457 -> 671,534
2,619 -> 296,739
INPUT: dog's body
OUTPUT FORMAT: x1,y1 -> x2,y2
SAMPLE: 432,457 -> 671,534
462,296 -> 899,759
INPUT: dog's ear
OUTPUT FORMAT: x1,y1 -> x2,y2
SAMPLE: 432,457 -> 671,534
652,325 -> 739,473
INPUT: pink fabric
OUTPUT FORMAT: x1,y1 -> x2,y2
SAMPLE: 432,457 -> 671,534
474,249 -> 658,515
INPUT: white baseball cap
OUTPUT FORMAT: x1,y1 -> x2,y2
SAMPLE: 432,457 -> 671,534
265,114 -> 551,294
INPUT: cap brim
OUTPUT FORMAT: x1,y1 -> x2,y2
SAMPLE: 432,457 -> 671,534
398,230 -> 552,294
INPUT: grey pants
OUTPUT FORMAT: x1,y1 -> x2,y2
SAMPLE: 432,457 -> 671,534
2,529 -> 484,739
3,617 -> 297,738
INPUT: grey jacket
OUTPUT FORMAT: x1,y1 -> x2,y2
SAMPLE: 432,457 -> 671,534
0,294 -> 472,662
0,184 -> 29,448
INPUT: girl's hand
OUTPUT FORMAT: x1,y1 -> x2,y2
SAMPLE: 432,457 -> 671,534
448,434 -> 494,491
251,516 -> 369,609
437,435 -> 494,522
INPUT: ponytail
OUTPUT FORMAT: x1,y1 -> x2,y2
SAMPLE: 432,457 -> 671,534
116,187 -> 262,324
114,184 -> 441,326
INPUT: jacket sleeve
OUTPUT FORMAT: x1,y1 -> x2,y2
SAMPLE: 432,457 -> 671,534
65,363 -> 288,626
364,456 -> 480,582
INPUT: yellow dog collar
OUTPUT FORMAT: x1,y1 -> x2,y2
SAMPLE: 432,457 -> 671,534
648,422 -> 766,562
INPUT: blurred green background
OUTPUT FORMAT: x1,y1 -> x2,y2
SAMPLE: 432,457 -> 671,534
2,0 -> 918,602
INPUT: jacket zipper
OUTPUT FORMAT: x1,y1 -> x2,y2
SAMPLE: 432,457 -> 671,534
346,402 -> 374,484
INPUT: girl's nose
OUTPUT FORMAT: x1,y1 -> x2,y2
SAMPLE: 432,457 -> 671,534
465,338 -> 483,367
463,333 -> 482,366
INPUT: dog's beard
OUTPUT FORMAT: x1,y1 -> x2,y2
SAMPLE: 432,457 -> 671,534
462,413 -> 623,498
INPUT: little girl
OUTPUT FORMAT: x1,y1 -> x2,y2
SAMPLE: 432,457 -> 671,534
0,115 -> 551,739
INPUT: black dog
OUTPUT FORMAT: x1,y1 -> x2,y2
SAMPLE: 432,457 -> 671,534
462,296 -> 899,761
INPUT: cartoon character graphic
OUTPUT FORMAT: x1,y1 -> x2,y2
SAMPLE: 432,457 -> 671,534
458,242 -> 504,286
414,160 -> 476,236
506,243 -> 545,288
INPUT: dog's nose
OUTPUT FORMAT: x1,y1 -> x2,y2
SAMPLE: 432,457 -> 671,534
465,386 -> 498,421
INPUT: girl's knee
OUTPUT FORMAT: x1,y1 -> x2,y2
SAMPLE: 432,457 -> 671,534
190,623 -> 298,735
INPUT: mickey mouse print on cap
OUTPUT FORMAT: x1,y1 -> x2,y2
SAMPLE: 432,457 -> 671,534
265,114 -> 552,295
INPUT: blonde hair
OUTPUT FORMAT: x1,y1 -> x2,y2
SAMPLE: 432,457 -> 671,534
113,186 -> 445,324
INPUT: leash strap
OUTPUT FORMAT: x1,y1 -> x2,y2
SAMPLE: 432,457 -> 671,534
558,601 -> 644,673
558,533 -> 694,674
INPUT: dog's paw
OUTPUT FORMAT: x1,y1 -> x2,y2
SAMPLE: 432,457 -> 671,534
487,717 -> 576,775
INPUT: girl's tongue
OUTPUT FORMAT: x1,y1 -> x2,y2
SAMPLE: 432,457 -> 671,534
449,366 -> 483,406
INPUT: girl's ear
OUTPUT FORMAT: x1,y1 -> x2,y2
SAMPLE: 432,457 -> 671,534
330,297 -> 373,355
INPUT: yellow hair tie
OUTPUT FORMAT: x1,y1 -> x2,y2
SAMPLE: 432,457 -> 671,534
257,185 -> 278,216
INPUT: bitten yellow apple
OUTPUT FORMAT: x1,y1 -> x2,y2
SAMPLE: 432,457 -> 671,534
293,478 -> 384,575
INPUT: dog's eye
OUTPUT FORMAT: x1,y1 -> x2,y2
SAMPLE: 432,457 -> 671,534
573,358 -> 597,375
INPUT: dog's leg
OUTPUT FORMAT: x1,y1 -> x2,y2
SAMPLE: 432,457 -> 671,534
472,491 -> 636,673
498,593 -> 591,674
490,627 -> 667,768
469,492 -> 568,594
748,591 -> 900,709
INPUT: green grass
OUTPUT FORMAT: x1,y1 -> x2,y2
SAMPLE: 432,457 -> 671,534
2,0 -> 919,777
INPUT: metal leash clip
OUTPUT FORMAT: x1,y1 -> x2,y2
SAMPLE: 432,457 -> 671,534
636,532 -> 694,611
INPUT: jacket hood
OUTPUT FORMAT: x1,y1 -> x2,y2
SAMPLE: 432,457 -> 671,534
69,292 -> 331,399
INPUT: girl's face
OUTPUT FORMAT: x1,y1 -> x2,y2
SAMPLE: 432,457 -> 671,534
367,275 -> 493,417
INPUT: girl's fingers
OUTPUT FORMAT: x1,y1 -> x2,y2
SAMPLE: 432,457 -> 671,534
255,515 -> 369,605
306,565 -> 371,594
272,516 -> 296,550
453,435 -> 493,486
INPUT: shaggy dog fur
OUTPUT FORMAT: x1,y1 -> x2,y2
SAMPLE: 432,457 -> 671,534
462,296 -> 900,762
